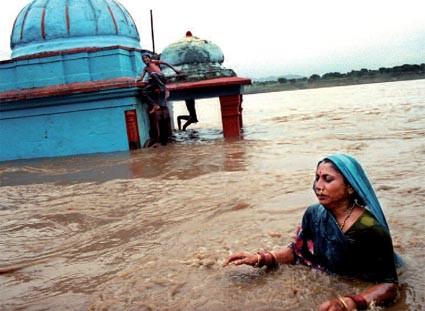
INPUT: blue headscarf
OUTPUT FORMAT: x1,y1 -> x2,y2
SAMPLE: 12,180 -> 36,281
323,154 -> 403,267
325,154 -> 388,231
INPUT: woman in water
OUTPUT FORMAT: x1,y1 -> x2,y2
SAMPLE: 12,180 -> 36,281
223,154 -> 402,310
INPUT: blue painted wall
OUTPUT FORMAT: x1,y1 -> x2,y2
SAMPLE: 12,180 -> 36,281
0,48 -> 143,92
0,46 -> 154,161
0,90 -> 150,161
0,0 -> 158,162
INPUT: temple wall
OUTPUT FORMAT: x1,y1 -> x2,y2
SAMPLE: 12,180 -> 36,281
0,47 -> 142,92
0,92 -> 150,161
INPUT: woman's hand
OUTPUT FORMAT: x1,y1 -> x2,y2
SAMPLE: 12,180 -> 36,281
319,282 -> 397,310
319,297 -> 356,311
222,252 -> 258,267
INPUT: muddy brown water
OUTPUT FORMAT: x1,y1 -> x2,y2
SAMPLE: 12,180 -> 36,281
1,79 -> 424,310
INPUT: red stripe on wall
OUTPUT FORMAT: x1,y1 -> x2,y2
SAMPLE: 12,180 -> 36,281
20,9 -> 30,40
41,9 -> 46,39
107,5 -> 118,34
0,46 -> 152,64
0,77 -> 252,102
66,6 -> 70,34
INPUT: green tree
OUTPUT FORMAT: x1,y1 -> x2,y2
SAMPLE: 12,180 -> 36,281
309,74 -> 321,81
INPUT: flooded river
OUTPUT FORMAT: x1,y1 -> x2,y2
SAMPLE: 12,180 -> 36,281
1,79 -> 424,310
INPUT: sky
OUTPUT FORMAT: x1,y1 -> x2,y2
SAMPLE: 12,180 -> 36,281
0,0 -> 424,79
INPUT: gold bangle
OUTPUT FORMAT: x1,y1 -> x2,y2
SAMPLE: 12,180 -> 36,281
254,253 -> 261,267
337,295 -> 349,311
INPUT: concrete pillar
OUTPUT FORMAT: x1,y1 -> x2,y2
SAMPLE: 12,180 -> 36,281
219,94 -> 243,137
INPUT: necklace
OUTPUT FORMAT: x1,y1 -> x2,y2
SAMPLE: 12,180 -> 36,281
339,202 -> 355,231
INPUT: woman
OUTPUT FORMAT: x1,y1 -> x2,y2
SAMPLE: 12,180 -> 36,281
222,154 -> 402,311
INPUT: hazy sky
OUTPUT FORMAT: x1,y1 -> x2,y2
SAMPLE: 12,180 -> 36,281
1,0 -> 424,78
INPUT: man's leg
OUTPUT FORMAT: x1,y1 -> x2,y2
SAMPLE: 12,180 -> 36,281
150,73 -> 168,107
140,83 -> 158,112
182,117 -> 195,131
177,115 -> 190,131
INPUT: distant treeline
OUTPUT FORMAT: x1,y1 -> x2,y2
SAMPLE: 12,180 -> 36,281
245,64 -> 425,94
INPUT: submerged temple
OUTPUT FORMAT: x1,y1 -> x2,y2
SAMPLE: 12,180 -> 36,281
0,0 -> 250,162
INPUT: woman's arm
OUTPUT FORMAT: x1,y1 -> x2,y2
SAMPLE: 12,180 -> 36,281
319,282 -> 398,311
222,246 -> 295,267
273,246 -> 296,264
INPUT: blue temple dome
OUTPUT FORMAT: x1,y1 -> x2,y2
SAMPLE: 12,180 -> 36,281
160,31 -> 235,81
11,0 -> 141,58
